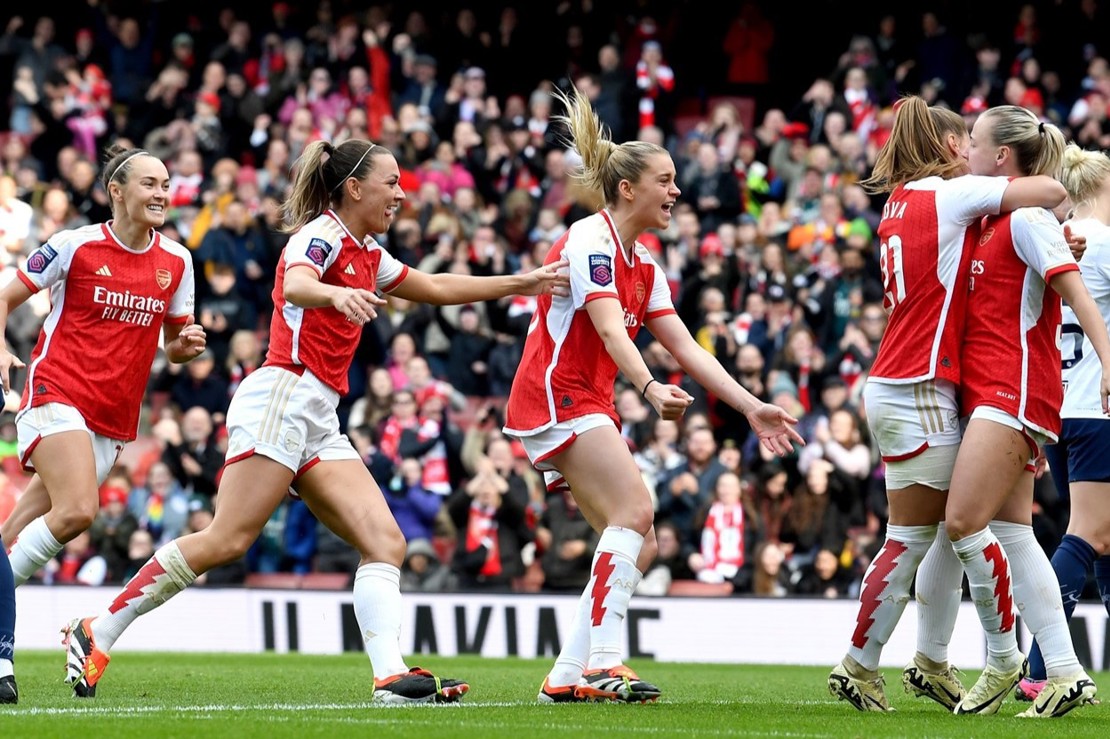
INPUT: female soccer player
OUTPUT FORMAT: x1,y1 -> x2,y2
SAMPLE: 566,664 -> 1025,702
0,145 -> 204,585
932,113 -> 1105,717
1019,144 -> 1110,701
826,96 -> 1070,713
63,138 -> 568,703
503,86 -> 803,704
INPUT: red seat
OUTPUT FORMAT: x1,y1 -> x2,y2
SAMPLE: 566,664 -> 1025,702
667,579 -> 734,597
299,572 -> 351,590
245,572 -> 303,589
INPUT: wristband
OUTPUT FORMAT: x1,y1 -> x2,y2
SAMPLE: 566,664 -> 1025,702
641,378 -> 658,397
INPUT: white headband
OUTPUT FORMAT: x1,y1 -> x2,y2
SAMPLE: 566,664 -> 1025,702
332,144 -> 376,193
108,151 -> 149,183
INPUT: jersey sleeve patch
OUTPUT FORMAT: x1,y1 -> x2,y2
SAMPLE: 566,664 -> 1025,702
588,253 -> 612,286
306,238 -> 333,268
26,244 -> 58,274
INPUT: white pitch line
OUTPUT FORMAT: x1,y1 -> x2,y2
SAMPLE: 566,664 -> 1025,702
4,699 -> 838,736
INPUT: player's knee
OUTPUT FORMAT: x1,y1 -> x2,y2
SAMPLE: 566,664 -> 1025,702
612,503 -> 654,538
945,513 -> 986,542
217,529 -> 259,563
52,499 -> 99,539
357,525 -> 405,567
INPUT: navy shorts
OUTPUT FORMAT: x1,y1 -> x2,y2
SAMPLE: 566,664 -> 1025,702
1045,419 -> 1110,496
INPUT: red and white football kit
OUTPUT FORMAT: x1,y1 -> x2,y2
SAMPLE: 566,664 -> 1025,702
225,211 -> 409,475
504,210 -> 675,489
863,175 -> 1008,485
15,223 -> 193,480
960,207 -> 1078,448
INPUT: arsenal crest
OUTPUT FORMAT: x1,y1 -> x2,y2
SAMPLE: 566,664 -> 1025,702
635,283 -> 646,304
156,268 -> 172,290
979,228 -> 994,246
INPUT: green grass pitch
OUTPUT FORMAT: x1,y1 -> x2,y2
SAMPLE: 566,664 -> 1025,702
4,652 -> 1108,738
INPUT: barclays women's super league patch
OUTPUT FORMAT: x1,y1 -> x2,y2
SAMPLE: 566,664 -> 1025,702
306,238 -> 333,267
589,253 -> 612,286
26,244 -> 58,273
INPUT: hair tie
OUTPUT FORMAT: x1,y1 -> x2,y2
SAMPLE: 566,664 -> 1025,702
332,144 -> 377,193
1038,121 -> 1046,136
108,151 -> 148,183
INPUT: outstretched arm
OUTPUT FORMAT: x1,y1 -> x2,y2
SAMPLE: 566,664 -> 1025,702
388,260 -> 570,305
647,312 -> 804,456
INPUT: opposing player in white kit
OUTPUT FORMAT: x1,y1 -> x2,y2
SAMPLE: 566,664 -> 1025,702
504,86 -> 803,704
916,115 -> 1108,717
0,145 -> 204,587
61,139 -> 569,702
826,97 -> 1071,712
1019,144 -> 1110,702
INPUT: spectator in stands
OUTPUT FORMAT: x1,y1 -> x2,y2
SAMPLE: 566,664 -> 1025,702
347,367 -> 397,433
87,481 -> 139,584
694,471 -> 750,584
794,547 -> 853,598
749,540 -> 789,597
169,349 -> 230,419
51,530 -> 107,586
384,457 -> 444,543
225,329 -> 262,399
536,489 -> 598,593
129,461 -> 190,547
120,528 -> 155,582
658,426 -> 727,546
399,537 -> 456,592
448,454 -> 532,590
636,520 -> 697,596
159,406 -> 223,498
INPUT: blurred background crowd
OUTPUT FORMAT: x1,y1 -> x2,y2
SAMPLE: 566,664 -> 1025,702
0,0 -> 1103,599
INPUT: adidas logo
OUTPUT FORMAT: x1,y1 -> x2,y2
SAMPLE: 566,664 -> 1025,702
344,264 -> 356,275
95,265 -> 112,277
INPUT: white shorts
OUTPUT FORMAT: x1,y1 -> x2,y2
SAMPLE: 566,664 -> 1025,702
864,378 -> 961,490
511,413 -> 615,492
968,406 -> 1045,468
225,366 -> 360,478
16,403 -> 125,485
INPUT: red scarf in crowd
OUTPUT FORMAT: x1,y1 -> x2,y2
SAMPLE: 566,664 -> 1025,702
466,502 -> 501,577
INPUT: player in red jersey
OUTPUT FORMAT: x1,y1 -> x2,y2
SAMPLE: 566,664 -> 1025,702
0,145 -> 204,585
504,86 -> 803,704
1019,145 -> 1110,702
827,97 -> 1071,712
60,139 -> 568,703
915,107 -> 1107,717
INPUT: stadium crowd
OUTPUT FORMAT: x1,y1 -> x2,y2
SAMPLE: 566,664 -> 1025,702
0,0 -> 1105,600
